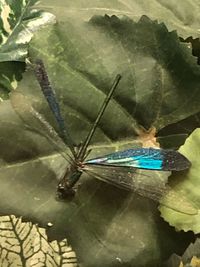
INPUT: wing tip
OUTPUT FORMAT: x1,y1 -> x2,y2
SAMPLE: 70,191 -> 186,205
162,150 -> 191,171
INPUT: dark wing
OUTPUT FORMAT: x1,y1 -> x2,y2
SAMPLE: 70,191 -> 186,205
34,59 -> 76,157
85,147 -> 191,171
10,91 -> 72,163
83,164 -> 196,215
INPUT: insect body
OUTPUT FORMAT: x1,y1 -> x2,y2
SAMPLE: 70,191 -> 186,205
10,60 -> 192,212
57,145 -> 190,200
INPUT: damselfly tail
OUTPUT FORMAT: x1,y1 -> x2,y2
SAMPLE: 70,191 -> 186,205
78,74 -> 121,161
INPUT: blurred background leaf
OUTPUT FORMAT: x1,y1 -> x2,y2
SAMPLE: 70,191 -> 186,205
39,0 -> 200,39
0,0 -> 55,98
166,238 -> 200,267
0,0 -> 55,62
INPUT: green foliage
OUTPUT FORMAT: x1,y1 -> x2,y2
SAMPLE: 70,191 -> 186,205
167,238 -> 200,267
41,0 -> 200,38
160,128 -> 200,233
0,214 -> 77,266
0,0 -> 55,97
0,1 -> 200,267
28,15 -> 200,139
0,0 -> 55,62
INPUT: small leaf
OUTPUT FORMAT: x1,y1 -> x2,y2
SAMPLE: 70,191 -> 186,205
0,61 -> 25,99
167,238 -> 200,267
160,128 -> 200,233
0,214 -> 78,266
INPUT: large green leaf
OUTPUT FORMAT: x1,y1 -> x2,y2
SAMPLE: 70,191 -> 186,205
39,0 -> 200,39
0,134 -> 194,267
0,15 -> 198,266
28,15 -> 200,134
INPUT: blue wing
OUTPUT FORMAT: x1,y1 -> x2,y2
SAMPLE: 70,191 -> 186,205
34,60 -> 67,138
34,59 -> 76,156
85,147 -> 191,171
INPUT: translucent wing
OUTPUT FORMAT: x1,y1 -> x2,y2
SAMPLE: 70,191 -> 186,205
10,91 -> 72,163
84,164 -> 169,198
85,147 -> 191,171
83,164 -> 197,214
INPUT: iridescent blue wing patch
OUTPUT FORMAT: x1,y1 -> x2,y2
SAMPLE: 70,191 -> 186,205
85,148 -> 191,171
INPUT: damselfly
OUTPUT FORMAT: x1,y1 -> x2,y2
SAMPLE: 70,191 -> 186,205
10,60 -> 193,213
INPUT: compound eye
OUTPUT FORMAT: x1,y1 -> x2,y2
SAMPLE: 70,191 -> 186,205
57,183 -> 64,191
56,183 -> 75,201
